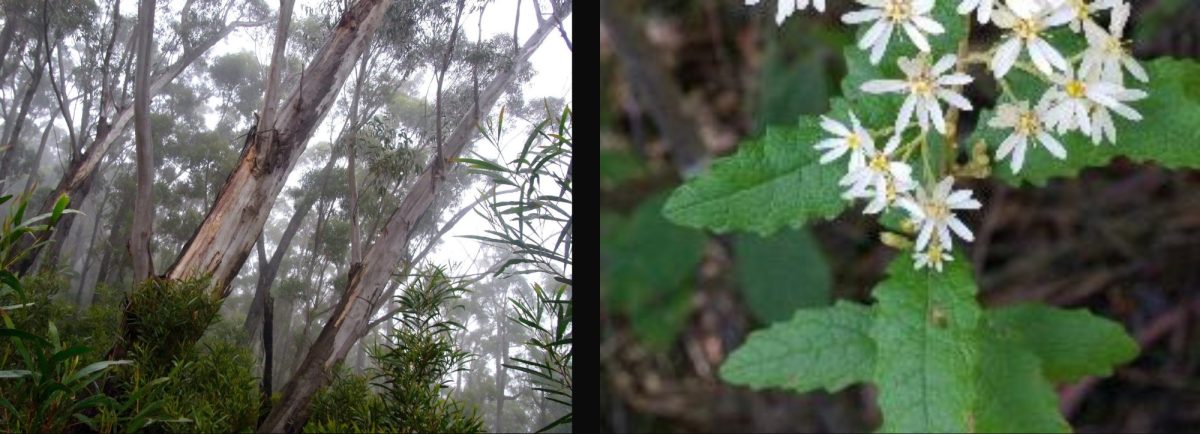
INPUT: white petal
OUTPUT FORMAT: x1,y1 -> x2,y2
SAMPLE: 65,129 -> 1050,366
946,190 -> 975,208
932,54 -> 958,76
859,19 -> 888,50
870,23 -> 895,64
916,221 -> 934,251
957,0 -> 980,14
927,97 -> 947,134
937,73 -> 974,86
1123,57 -> 1149,82
843,9 -> 883,24
898,197 -> 926,219
1012,135 -> 1028,172
902,22 -> 931,52
861,79 -> 908,94
911,15 -> 946,35
820,146 -> 849,164
997,132 -> 1020,160
896,95 -> 917,133
992,37 -> 1022,78
948,217 -> 975,242
884,134 -> 903,154
1033,38 -> 1070,71
937,89 -> 974,111
821,115 -> 852,136
1037,131 -> 1067,159
1027,41 -> 1056,76
937,226 -> 952,250
1107,101 -> 1142,121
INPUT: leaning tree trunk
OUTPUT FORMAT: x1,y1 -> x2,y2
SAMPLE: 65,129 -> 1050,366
165,0 -> 394,294
257,5 -> 570,431
10,17 -> 267,275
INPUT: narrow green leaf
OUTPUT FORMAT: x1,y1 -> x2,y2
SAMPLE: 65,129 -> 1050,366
870,253 -> 982,433
50,193 -> 70,226
987,303 -> 1138,383
65,360 -> 132,384
720,301 -> 874,393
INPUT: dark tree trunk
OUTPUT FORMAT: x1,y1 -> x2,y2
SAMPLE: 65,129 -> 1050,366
0,39 -> 46,191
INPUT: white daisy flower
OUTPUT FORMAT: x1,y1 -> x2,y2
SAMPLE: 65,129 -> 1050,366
1047,0 -> 1119,33
840,135 -> 916,215
746,0 -> 826,25
815,111 -> 873,172
957,0 -> 997,24
990,6 -> 1073,78
1080,2 -> 1148,84
1042,67 -> 1146,136
861,54 -> 974,134
897,176 -> 982,252
914,243 -> 953,272
841,0 -> 945,65
986,100 -> 1067,173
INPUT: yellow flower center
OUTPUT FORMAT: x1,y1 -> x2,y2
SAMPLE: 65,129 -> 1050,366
927,244 -> 944,265
924,201 -> 949,221
885,0 -> 912,22
1016,111 -> 1041,135
1014,19 -> 1040,40
1072,0 -> 1090,21
1065,80 -> 1087,98
870,153 -> 890,172
847,133 -> 862,150
909,77 -> 934,96
1105,36 -> 1126,55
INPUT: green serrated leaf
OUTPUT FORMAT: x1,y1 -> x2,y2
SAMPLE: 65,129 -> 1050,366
972,58 -> 1200,186
974,328 -> 1071,433
987,303 -> 1138,383
734,228 -> 832,323
870,252 -> 982,433
662,118 -> 849,236
720,301 -> 874,393
603,193 -> 706,351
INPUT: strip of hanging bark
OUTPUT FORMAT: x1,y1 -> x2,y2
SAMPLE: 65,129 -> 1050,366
165,0 -> 393,295
257,4 -> 572,431
253,0 -> 295,174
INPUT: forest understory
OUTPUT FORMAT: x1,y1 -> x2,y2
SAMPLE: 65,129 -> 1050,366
0,0 -> 573,432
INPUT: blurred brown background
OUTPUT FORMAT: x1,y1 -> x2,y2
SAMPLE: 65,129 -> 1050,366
599,0 -> 1200,432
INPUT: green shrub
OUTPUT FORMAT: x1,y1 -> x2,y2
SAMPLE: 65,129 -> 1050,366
149,339 -> 262,433
304,365 -> 387,432
123,277 -> 222,378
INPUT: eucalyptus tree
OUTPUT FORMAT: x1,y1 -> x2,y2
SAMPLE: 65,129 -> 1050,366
261,2 -> 572,430
10,0 -> 270,274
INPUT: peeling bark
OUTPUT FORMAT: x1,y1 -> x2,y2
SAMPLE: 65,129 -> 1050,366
166,0 -> 395,295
